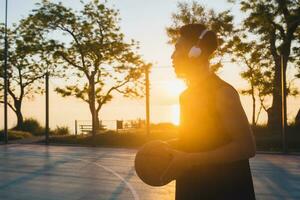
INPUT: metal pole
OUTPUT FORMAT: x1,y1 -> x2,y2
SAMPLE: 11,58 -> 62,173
281,55 -> 288,153
45,71 -> 49,145
91,73 -> 96,137
3,0 -> 8,144
145,65 -> 150,136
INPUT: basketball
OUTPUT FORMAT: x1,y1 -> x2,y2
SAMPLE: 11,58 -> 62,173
134,140 -> 173,187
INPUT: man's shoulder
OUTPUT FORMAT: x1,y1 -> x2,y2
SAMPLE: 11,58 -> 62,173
179,88 -> 189,102
214,75 -> 239,98
211,76 -> 240,108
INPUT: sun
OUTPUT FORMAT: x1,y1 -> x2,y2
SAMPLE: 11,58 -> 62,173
163,79 -> 186,126
166,79 -> 187,97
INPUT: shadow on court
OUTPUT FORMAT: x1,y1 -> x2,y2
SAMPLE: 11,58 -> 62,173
0,145 -> 299,200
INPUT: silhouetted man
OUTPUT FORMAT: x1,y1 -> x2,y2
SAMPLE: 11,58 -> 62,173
162,24 -> 256,200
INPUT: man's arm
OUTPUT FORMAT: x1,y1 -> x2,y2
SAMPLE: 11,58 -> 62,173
188,86 -> 256,166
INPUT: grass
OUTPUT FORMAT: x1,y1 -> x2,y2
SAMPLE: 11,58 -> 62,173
50,129 -> 178,148
50,124 -> 300,152
0,118 -> 71,142
2,119 -> 299,152
0,130 -> 33,141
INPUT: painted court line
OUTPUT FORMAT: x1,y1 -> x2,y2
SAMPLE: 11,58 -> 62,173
74,157 -> 139,200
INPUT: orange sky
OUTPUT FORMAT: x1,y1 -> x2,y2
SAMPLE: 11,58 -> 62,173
0,0 -> 299,132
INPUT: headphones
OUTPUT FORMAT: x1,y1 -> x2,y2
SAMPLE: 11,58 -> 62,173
188,29 -> 209,58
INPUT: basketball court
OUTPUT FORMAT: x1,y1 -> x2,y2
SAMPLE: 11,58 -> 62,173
0,144 -> 299,200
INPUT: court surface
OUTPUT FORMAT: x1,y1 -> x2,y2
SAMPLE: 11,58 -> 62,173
0,144 -> 299,200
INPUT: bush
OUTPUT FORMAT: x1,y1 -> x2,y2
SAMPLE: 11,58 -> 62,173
150,123 -> 178,130
51,126 -> 70,136
19,118 -> 45,136
252,124 -> 300,152
0,130 -> 33,141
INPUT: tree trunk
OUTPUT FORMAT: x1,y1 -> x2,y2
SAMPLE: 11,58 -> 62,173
88,76 -> 98,137
14,100 -> 24,130
295,108 -> 300,126
95,111 -> 101,130
251,90 -> 256,126
268,61 -> 282,129
268,55 -> 288,129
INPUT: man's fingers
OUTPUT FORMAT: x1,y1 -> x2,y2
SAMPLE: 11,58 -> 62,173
160,159 -> 176,183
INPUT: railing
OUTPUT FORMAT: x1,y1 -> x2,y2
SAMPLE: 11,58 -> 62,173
75,119 -> 146,135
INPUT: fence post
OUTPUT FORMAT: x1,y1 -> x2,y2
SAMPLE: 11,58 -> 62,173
75,120 -> 78,136
116,120 -> 118,133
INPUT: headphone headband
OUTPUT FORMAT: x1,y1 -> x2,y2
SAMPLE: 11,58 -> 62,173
199,29 -> 209,40
188,29 -> 210,58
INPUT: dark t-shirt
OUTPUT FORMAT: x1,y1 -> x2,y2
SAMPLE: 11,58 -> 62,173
176,73 -> 256,200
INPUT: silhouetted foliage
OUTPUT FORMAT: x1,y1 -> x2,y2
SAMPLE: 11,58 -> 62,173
24,0 -> 149,136
230,0 -> 300,128
18,118 -> 45,136
51,126 -> 70,136
0,20 -> 59,129
228,34 -> 275,125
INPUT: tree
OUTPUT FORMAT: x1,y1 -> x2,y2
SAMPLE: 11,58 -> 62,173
26,0 -> 147,136
228,34 -> 274,125
0,21 -> 57,129
166,1 -> 235,71
231,0 -> 300,128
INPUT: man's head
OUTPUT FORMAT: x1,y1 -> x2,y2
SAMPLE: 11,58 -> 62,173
171,24 -> 218,79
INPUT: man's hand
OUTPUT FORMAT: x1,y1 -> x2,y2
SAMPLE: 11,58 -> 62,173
160,148 -> 190,183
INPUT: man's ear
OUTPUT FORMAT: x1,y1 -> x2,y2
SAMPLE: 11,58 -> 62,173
201,31 -> 218,56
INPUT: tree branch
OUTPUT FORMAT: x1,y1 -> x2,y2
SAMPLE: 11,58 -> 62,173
57,51 -> 83,69
23,74 -> 45,88
96,79 -> 130,111
276,0 -> 290,22
255,104 -> 263,124
270,21 -> 286,38
269,29 -> 280,63
0,100 -> 16,112
7,80 -> 18,103
17,66 -> 24,101
258,95 -> 268,112
57,25 -> 87,70
76,95 -> 89,104
96,20 -> 104,46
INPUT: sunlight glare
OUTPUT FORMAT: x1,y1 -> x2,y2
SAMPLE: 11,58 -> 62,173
165,79 -> 187,97
171,104 -> 180,126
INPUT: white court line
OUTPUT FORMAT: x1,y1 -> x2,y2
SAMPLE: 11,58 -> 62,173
0,146 -> 140,200
74,157 -> 140,200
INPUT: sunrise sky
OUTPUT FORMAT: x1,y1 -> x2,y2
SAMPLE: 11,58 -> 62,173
0,0 -> 299,132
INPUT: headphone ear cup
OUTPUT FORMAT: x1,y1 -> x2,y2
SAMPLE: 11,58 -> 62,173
188,46 -> 202,58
